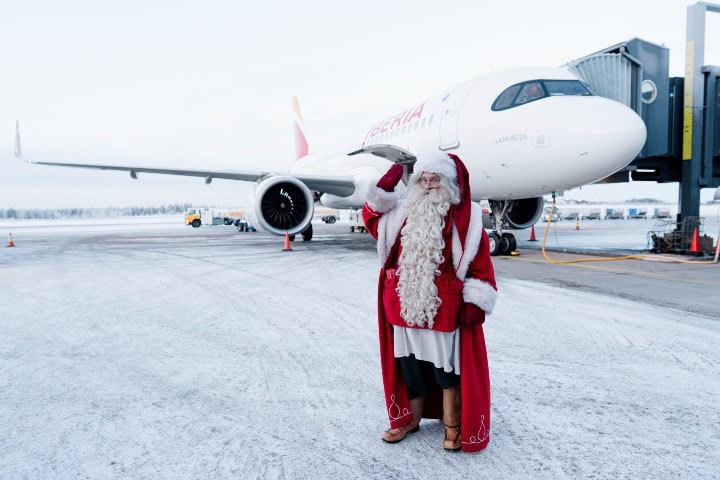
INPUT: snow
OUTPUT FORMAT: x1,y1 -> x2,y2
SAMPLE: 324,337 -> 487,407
0,218 -> 718,479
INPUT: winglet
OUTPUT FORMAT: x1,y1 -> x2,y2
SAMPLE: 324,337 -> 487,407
14,121 -> 30,163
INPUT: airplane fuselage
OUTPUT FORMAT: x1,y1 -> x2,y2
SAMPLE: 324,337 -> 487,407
15,65 -> 647,248
291,66 -> 646,210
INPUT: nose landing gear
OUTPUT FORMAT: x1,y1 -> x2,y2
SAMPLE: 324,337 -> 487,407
488,232 -> 517,256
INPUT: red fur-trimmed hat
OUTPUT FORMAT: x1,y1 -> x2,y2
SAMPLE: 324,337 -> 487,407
413,151 -> 458,183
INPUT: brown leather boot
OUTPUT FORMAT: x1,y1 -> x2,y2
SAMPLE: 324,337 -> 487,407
442,386 -> 461,451
382,397 -> 424,443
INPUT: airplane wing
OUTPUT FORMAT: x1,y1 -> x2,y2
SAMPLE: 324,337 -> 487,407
14,123 -> 355,197
16,159 -> 355,196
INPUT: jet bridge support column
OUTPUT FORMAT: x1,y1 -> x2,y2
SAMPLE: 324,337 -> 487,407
681,2 -> 720,229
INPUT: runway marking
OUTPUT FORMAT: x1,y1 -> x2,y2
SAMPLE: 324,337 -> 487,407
503,255 -> 720,287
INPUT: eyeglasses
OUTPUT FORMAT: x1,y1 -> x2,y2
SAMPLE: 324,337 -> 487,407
419,176 -> 441,186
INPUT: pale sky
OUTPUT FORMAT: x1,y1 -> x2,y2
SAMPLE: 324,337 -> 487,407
1,0 -> 718,209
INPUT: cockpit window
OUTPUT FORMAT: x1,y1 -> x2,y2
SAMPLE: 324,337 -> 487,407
492,84 -> 522,110
544,80 -> 591,96
515,82 -> 545,105
492,79 -> 591,111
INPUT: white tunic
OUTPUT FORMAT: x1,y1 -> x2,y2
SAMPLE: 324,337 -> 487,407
392,325 -> 461,374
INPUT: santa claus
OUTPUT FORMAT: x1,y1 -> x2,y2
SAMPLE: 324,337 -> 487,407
362,152 -> 497,452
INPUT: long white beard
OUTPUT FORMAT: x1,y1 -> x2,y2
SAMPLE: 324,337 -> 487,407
396,185 -> 452,328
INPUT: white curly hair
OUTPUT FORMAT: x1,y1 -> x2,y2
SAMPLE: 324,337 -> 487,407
395,178 -> 455,328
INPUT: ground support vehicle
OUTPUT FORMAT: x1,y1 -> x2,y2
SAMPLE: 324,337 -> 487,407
185,208 -> 244,228
348,210 -> 366,233
236,218 -> 257,232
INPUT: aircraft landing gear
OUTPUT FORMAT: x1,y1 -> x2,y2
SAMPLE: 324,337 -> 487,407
488,231 -> 517,256
302,224 -> 313,242
501,232 -> 517,254
488,232 -> 501,256
289,224 -> 313,242
487,200 -> 519,256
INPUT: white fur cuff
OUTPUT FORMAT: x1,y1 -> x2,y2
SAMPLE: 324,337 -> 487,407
366,183 -> 400,213
463,278 -> 498,315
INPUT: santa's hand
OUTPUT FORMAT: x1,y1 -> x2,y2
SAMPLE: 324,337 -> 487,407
376,163 -> 404,192
459,303 -> 485,328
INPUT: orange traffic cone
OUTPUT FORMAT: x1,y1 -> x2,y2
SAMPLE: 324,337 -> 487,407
6,232 -> 14,247
689,227 -> 700,253
283,231 -> 292,251
528,224 -> 537,241
575,218 -> 580,231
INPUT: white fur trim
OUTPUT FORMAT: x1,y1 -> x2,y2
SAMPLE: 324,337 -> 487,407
413,151 -> 456,181
377,200 -> 486,270
366,183 -> 400,213
376,200 -> 407,265
463,278 -> 498,315
452,202 -> 485,280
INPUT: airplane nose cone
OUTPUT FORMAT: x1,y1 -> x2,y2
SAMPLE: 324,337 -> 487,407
466,90 -> 649,198
593,97 -> 647,171
550,96 -> 647,185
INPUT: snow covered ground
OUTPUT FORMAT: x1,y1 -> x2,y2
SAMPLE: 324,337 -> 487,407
0,218 -> 718,479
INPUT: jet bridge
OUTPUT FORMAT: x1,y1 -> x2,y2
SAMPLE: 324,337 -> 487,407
564,2 -> 720,245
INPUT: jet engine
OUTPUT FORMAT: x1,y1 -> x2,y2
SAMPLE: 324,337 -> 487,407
490,197 -> 544,230
253,176 -> 315,236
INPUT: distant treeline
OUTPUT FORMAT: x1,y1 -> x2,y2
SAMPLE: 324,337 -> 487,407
0,203 -> 192,220
559,198 -> 667,205
624,198 -> 666,204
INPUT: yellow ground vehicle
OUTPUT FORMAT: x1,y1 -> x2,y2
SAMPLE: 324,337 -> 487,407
185,208 -> 244,228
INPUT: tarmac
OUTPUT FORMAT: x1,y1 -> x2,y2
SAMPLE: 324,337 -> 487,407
1,215 -> 718,479
3,214 -> 719,319
501,217 -> 720,318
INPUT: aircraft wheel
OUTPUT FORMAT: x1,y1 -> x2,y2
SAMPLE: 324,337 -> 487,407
302,224 -> 313,242
289,234 -> 296,241
488,232 -> 502,256
501,233 -> 517,254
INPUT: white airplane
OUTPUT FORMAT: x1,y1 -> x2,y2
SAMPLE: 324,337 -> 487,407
15,66 -> 646,255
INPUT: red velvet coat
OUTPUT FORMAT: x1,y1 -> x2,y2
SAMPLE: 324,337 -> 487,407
363,185 -> 498,453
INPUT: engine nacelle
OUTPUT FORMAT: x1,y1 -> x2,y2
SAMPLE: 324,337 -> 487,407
253,176 -> 315,235
487,197 -> 544,230
502,197 -> 544,229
